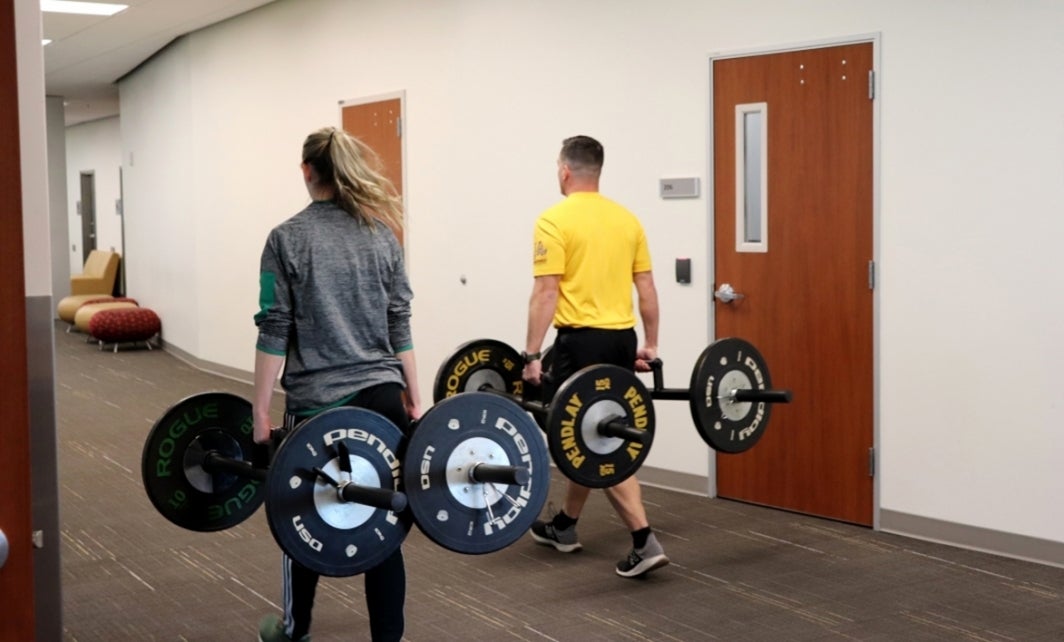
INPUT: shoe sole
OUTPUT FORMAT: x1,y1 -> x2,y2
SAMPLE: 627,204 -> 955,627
530,531 -> 583,553
616,554 -> 670,578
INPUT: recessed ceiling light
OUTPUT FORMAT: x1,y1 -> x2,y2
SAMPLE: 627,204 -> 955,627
41,1 -> 129,16
42,39 -> 52,45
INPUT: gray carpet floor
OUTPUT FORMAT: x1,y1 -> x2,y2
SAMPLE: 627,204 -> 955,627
55,325 -> 1064,641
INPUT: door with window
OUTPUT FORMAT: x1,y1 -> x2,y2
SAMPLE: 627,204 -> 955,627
713,42 -> 875,525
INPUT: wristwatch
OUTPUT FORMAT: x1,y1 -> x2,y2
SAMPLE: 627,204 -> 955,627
520,351 -> 541,364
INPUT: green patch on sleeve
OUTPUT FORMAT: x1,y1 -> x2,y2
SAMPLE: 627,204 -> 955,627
254,272 -> 277,323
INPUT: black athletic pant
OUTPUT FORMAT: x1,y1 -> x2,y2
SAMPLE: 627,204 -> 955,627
281,383 -> 409,642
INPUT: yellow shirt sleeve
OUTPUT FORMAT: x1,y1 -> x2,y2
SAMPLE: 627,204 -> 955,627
533,216 -> 565,276
633,226 -> 652,273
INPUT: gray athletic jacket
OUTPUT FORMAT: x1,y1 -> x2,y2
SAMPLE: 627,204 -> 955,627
255,200 -> 413,415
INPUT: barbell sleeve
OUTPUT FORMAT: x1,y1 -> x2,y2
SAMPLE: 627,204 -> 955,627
201,450 -> 268,482
337,482 -> 409,513
468,463 -> 530,486
598,415 -> 650,445
314,466 -> 408,512
730,389 -> 793,404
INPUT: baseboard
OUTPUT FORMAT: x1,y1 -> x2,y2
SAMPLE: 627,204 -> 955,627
636,465 -> 710,496
880,509 -> 1064,569
161,340 -> 257,388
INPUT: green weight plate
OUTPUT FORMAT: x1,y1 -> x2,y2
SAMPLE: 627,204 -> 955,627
141,392 -> 265,532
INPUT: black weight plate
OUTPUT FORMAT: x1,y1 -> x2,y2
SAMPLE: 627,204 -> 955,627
546,365 -> 655,489
689,338 -> 773,454
403,392 -> 549,554
432,339 -> 528,403
266,407 -> 412,577
141,392 -> 264,532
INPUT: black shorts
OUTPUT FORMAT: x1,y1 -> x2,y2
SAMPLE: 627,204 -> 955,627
550,327 -> 637,386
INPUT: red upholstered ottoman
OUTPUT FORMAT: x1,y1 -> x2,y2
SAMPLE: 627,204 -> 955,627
88,307 -> 161,352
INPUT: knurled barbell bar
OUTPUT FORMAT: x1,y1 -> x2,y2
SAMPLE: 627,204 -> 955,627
433,339 -> 655,489
141,390 -> 549,577
646,337 -> 793,454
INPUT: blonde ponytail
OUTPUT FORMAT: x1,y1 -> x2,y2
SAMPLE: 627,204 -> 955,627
302,127 -> 404,235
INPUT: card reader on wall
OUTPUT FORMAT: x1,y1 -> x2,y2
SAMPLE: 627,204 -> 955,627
675,258 -> 691,284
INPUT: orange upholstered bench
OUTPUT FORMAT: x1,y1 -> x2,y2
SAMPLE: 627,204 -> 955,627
73,298 -> 139,334
88,307 -> 161,352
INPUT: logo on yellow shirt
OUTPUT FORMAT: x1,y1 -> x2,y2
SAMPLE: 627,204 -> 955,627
534,240 -> 548,263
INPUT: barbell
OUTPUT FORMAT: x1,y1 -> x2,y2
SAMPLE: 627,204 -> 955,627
140,390 -> 549,577
433,339 -> 655,489
432,336 -> 793,457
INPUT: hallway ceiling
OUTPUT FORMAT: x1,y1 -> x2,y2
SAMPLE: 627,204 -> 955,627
42,0 -> 278,126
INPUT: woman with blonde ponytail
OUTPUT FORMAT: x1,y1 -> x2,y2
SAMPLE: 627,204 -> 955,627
251,126 -> 419,642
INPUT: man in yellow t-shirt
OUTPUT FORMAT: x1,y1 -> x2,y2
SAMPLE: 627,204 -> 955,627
522,135 -> 668,578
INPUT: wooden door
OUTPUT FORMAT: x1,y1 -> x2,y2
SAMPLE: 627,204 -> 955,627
0,0 -> 37,636
713,43 -> 874,525
341,97 -> 404,243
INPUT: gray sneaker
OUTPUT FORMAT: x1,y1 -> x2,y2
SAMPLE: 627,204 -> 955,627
615,532 -> 669,578
530,515 -> 582,553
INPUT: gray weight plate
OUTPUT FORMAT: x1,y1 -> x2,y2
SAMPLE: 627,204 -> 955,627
266,407 -> 411,577
403,392 -> 549,554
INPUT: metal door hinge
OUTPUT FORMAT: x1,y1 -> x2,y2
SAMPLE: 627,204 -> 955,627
396,116 -> 402,138
868,261 -> 876,290
868,447 -> 876,477
32,530 -> 44,549
868,70 -> 876,100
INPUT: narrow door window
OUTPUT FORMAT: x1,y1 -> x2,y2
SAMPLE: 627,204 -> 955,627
735,103 -> 768,252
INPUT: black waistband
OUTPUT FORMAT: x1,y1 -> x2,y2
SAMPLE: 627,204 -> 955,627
555,326 -> 633,336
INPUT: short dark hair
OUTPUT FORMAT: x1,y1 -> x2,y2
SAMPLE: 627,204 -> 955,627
560,135 -> 604,175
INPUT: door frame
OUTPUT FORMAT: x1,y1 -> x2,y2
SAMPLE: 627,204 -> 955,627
706,33 -> 882,528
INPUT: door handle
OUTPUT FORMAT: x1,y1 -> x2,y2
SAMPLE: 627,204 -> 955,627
713,283 -> 745,303
0,529 -> 8,569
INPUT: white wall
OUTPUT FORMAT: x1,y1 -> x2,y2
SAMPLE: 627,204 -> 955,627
120,41 -> 199,352
116,0 -> 1064,548
46,96 -> 69,301
65,116 -> 123,279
